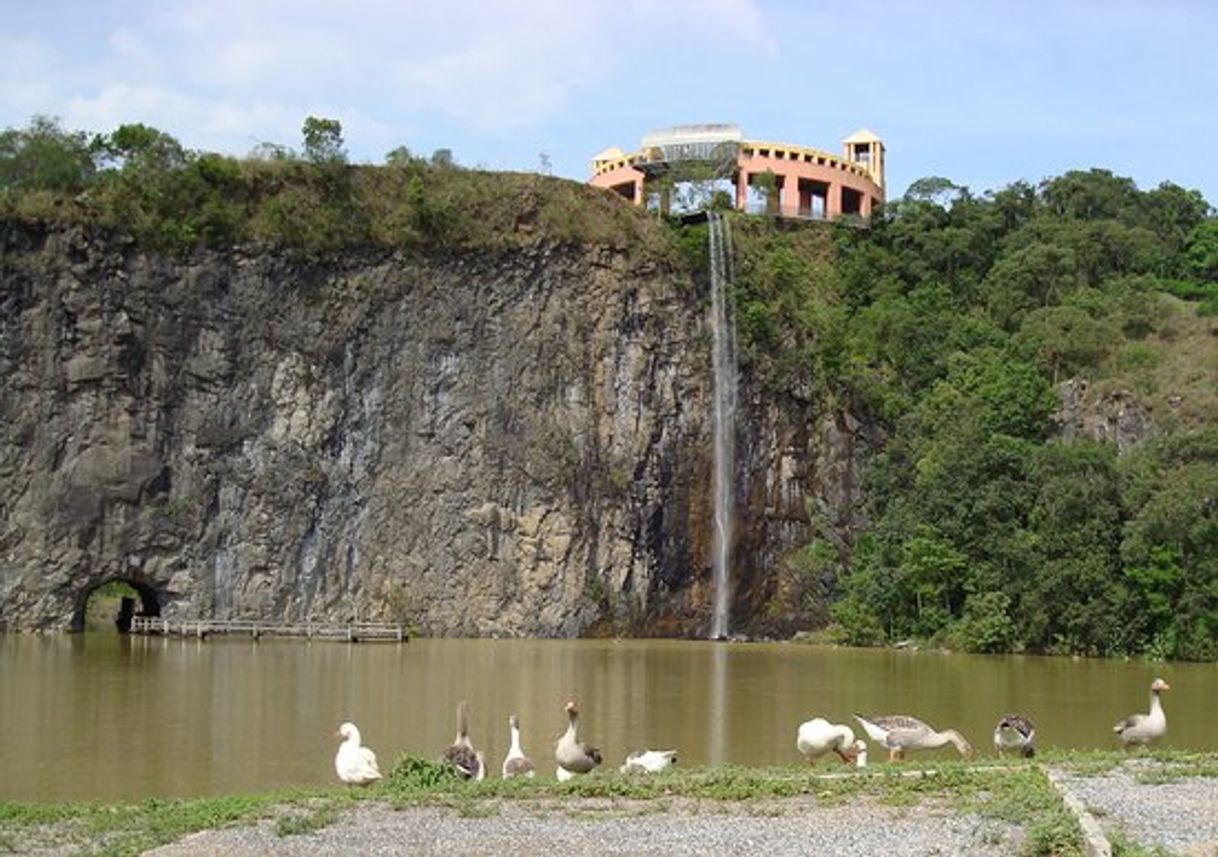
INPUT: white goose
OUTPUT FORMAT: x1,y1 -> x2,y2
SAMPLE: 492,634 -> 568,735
502,714 -> 536,779
334,721 -> 382,786
851,739 -> 868,768
796,717 -> 860,764
855,714 -> 974,762
555,700 -> 602,778
1114,677 -> 1170,746
443,700 -> 485,780
620,749 -> 678,774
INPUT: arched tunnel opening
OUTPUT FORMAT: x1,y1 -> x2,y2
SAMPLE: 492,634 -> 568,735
74,578 -> 162,633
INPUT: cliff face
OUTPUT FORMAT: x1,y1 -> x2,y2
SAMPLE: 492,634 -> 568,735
0,221 -> 870,636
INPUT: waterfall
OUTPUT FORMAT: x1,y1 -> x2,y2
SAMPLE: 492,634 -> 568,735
707,212 -> 738,640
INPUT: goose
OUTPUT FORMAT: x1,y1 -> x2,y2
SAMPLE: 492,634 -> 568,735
993,714 -> 1036,758
1114,677 -> 1170,746
501,714 -> 536,779
442,700 -> 485,779
854,714 -> 974,762
555,700 -> 602,777
334,721 -> 382,786
796,717 -> 860,764
851,739 -> 868,768
620,749 -> 678,774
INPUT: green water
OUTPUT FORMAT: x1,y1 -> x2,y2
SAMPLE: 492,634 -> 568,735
1,633 -> 1213,802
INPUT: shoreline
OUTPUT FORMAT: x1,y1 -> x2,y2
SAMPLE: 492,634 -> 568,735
6,753 -> 1218,856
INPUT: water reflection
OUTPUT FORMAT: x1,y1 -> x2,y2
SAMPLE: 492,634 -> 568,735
1,634 -> 1215,802
707,643 -> 727,765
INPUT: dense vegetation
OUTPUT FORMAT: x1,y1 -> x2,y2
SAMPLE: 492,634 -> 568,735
0,115 -> 665,257
3,116 -> 1218,659
729,173 -> 1218,659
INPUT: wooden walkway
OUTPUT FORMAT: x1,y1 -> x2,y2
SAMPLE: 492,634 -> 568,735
128,616 -> 408,642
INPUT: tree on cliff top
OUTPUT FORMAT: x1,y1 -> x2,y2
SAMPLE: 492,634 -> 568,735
0,115 -> 94,192
302,116 -> 346,164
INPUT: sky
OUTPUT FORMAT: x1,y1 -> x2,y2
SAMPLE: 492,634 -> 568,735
3,0 -> 1217,206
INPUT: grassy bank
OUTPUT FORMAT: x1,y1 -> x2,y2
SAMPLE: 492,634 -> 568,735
0,752 -> 1152,857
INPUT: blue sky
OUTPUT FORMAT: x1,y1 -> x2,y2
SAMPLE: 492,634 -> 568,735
3,0 -> 1217,206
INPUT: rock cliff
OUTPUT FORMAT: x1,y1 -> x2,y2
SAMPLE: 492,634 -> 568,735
0,219 -> 870,636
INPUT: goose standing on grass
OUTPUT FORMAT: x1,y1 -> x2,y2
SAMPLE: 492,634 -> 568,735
993,714 -> 1036,758
502,714 -> 536,779
851,739 -> 868,768
443,700 -> 485,780
555,700 -> 602,778
854,714 -> 974,762
620,749 -> 678,774
1115,677 -> 1170,746
334,722 -> 382,786
796,717 -> 860,764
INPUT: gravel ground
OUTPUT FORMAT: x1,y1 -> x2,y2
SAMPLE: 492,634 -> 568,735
145,797 -> 1022,857
1054,763 -> 1218,856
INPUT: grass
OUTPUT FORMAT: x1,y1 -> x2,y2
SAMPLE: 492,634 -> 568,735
11,750 -> 1216,856
1036,747 -> 1218,779
1109,829 -> 1174,857
1094,293 -> 1218,423
0,753 -> 1100,857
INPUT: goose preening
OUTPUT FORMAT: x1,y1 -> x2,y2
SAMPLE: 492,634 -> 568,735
993,714 -> 1036,758
501,714 -> 536,779
796,717 -> 860,764
334,721 -> 382,786
620,749 -> 678,774
443,700 -> 485,780
1114,677 -> 1170,747
854,714 -> 974,762
555,700 -> 602,778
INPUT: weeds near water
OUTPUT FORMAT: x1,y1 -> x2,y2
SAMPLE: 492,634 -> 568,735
24,751 -> 1218,856
275,804 -> 339,837
1109,828 -> 1174,857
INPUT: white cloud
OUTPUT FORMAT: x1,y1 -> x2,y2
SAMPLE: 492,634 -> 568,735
4,0 -> 774,152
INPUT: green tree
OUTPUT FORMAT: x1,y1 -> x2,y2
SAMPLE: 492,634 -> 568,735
1015,305 -> 1111,382
94,123 -> 186,173
302,116 -> 345,163
1186,220 -> 1218,282
0,115 -> 95,192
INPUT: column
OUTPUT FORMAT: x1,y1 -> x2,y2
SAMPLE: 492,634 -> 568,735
827,183 -> 841,219
782,173 -> 799,217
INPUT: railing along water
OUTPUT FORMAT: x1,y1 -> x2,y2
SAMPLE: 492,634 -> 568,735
128,616 -> 407,642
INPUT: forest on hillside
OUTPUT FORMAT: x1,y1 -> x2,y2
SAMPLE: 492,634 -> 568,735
3,116 -> 1218,658
729,170 -> 1218,659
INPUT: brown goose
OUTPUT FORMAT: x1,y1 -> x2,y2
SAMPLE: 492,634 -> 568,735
993,714 -> 1036,758
442,700 -> 485,780
854,713 -> 974,762
555,700 -> 602,777
501,714 -> 536,779
1114,677 -> 1170,746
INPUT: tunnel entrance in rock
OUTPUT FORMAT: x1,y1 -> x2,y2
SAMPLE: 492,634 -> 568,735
75,579 -> 161,633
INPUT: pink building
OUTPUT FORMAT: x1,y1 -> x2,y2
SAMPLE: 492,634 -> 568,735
589,124 -> 885,219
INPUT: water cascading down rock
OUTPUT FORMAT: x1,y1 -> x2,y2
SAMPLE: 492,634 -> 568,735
707,212 -> 738,640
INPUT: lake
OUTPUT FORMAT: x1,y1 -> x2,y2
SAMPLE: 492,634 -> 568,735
1,633 -> 1213,802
